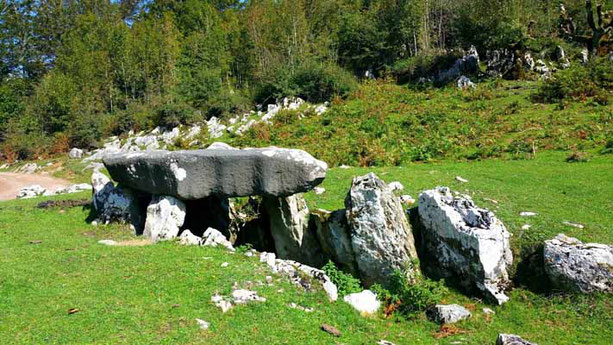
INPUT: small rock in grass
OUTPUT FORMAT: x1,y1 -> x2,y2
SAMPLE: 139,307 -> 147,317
91,220 -> 99,226
562,221 -> 584,229
482,307 -> 495,315
313,187 -> 326,195
377,341 -> 395,345
339,165 -> 351,169
520,212 -> 537,217
231,289 -> 266,304
388,181 -> 404,192
221,262 -> 229,267
211,294 -> 232,313
265,276 -> 273,284
497,333 -> 537,345
98,240 -> 117,246
428,304 -> 472,324
343,290 -> 380,315
484,197 -> 499,204
195,319 -> 209,331
288,303 -> 314,312
521,224 -> 531,230
321,324 -> 341,337
455,176 -> 469,183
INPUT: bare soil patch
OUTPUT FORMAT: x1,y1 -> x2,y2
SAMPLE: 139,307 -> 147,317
0,172 -> 71,201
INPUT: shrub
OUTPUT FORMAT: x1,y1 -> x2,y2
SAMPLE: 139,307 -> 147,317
322,261 -> 362,297
69,113 -> 103,149
383,261 -> 448,317
206,89 -> 252,119
566,151 -> 589,163
534,57 -> 613,103
254,62 -> 357,105
390,51 -> 463,84
154,102 -> 199,129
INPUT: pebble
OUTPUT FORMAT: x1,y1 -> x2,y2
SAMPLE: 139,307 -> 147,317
520,211 -> 537,217
195,318 -> 209,331
455,176 -> 469,183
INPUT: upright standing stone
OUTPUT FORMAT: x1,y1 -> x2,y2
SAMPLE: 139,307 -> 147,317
91,170 -> 146,231
262,194 -> 324,267
418,187 -> 513,304
311,209 -> 357,275
143,195 -> 186,242
345,173 -> 419,287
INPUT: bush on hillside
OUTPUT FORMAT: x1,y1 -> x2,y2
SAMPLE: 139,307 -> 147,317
390,51 -> 464,84
154,102 -> 200,129
254,62 -> 357,105
206,89 -> 252,119
534,57 -> 613,104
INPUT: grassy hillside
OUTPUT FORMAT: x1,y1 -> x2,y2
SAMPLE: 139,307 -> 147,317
1,152 -> 612,344
225,80 -> 611,167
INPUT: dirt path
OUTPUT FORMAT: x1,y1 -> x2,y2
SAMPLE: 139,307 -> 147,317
0,172 -> 71,201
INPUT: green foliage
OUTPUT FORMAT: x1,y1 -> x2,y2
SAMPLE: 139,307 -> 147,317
154,103 -> 200,129
322,261 -> 362,297
206,89 -> 252,119
535,57 -> 613,103
390,51 -> 464,84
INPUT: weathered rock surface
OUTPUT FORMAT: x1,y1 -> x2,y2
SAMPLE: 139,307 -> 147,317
418,187 -> 513,304
143,195 -> 186,242
179,230 -> 203,246
69,148 -> 84,159
311,209 -> 357,275
202,227 -> 234,251
262,194 -> 324,267
428,304 -> 472,324
543,234 -> 613,293
343,290 -> 381,315
497,333 -> 537,345
345,173 -> 419,287
103,148 -> 327,199
16,185 -> 46,199
92,171 -> 146,229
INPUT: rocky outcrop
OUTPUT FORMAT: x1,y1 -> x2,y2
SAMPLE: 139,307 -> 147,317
343,290 -> 381,315
345,173 -> 419,287
437,46 -> 479,84
418,187 -> 512,304
202,227 -> 234,251
92,170 -> 146,230
262,194 -> 324,267
428,304 -> 472,324
143,195 -> 186,242
497,334 -> 537,345
543,234 -> 613,293
179,230 -> 203,246
311,209 -> 357,275
103,148 -> 327,199
16,185 -> 46,199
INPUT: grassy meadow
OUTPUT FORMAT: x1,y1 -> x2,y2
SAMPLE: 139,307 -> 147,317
1,151 -> 612,344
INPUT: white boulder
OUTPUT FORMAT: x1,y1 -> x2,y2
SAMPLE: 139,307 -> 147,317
343,290 -> 381,315
543,234 -> 613,293
418,187 -> 513,304
143,195 -> 186,242
69,148 -> 84,159
428,304 -> 472,324
16,185 -> 46,199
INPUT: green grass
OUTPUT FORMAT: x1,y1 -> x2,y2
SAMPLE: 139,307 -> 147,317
1,152 -> 612,344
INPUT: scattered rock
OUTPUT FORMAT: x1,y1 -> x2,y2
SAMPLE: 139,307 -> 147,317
103,148 -> 327,199
206,142 -> 236,150
345,173 -> 419,287
521,224 -> 532,230
428,304 -> 472,324
69,148 -> 84,159
418,187 -> 513,304
457,75 -> 476,89
221,262 -> 229,267
16,185 -> 46,199
313,187 -> 326,195
288,303 -> 314,312
377,341 -> 395,345
497,333 -> 537,345
14,163 -> 38,174
321,324 -> 341,337
202,227 -> 234,251
562,221 -> 584,229
98,239 -> 117,246
543,234 -> 613,293
211,294 -> 232,313
482,307 -> 495,315
143,195 -> 186,242
231,289 -> 266,304
343,290 -> 381,315
179,230 -> 203,246
455,176 -> 469,183
520,212 -> 537,217
195,318 -> 209,331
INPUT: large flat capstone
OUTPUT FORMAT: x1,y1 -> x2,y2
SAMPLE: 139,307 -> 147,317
102,148 -> 327,200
